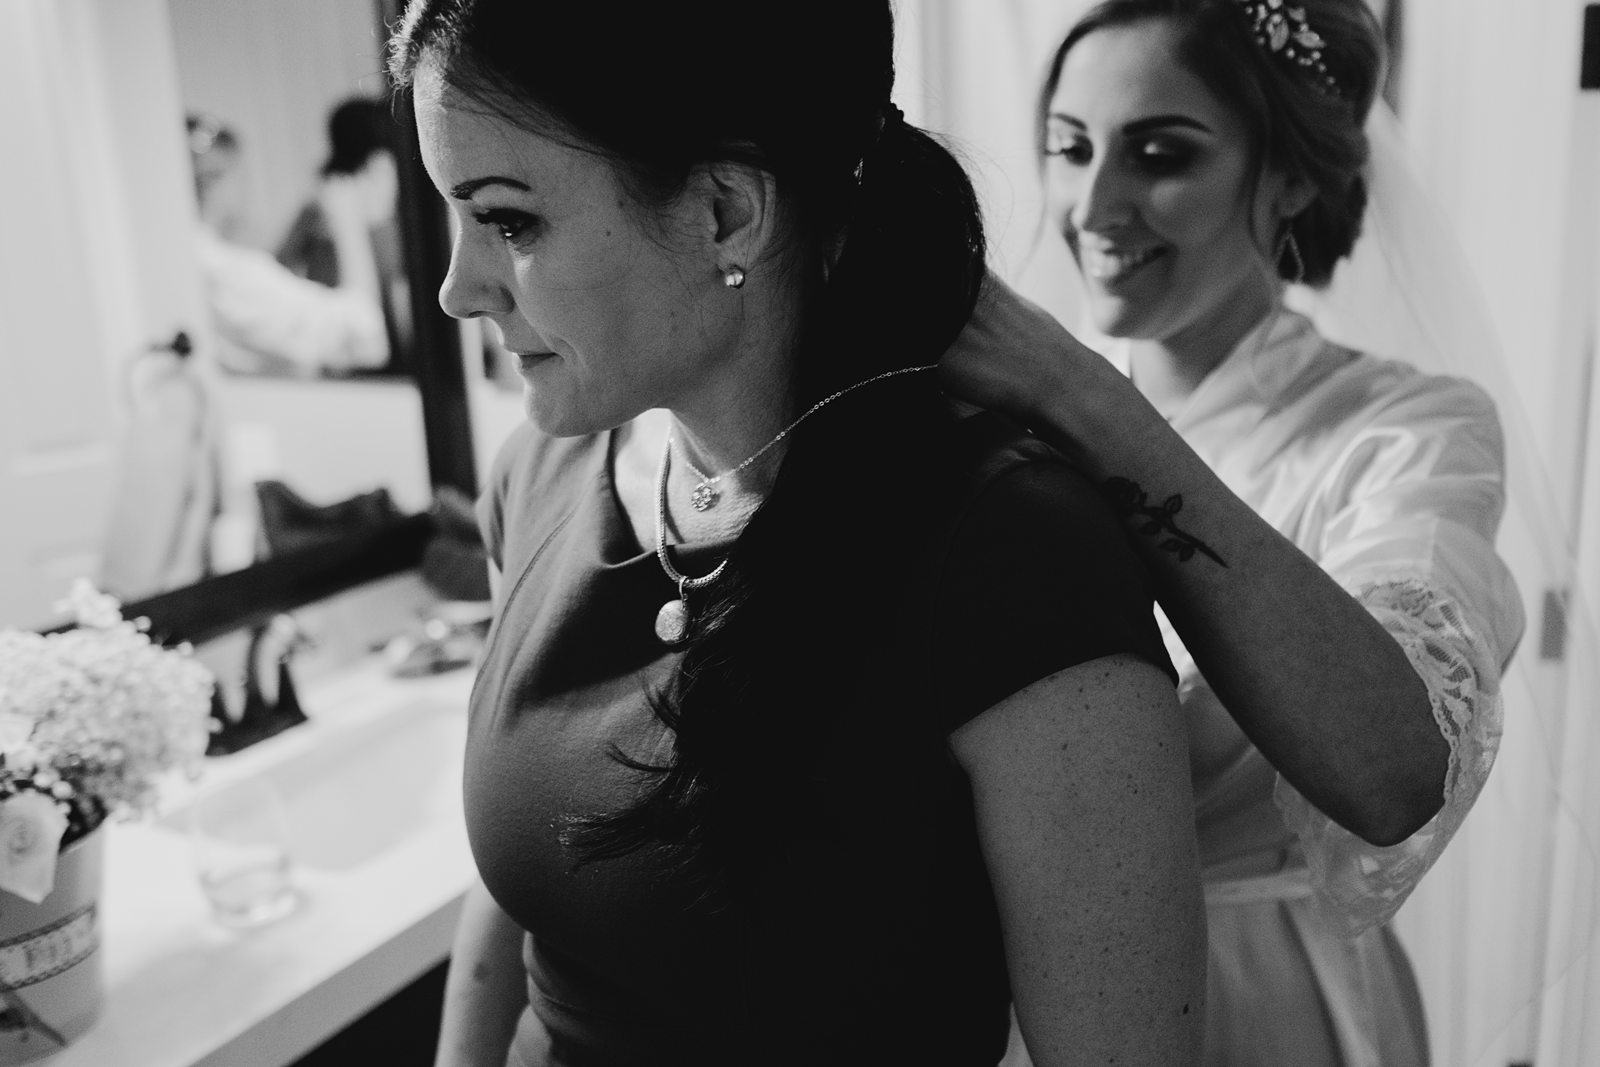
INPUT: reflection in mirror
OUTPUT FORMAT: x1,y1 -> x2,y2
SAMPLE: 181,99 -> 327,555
1,0 -> 471,642
171,0 -> 412,381
96,0 -> 434,607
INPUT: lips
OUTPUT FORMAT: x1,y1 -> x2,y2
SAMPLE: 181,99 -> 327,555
1079,245 -> 1165,284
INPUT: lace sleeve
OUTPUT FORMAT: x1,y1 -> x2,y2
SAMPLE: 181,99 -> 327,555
1273,576 -> 1504,938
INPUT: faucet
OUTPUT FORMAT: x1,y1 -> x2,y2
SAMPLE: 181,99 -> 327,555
207,614 -> 310,755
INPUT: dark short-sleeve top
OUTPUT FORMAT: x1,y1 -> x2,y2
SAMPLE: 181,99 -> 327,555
470,409 -> 1174,1067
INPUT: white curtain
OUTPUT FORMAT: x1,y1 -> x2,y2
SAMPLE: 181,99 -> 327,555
892,0 -> 1092,328
898,2 -> 1600,1064
1394,3 -> 1600,1065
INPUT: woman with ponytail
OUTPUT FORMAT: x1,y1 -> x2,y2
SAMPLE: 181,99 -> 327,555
390,2 -> 1203,1064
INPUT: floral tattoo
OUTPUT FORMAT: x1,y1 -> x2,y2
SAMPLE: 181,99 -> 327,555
1101,477 -> 1227,567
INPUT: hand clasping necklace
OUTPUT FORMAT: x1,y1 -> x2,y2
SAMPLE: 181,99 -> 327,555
652,363 -> 936,644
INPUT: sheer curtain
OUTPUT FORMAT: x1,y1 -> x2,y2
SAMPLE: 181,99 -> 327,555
891,0 -> 1090,328
1394,2 -> 1599,1064
898,1 -> 1600,1063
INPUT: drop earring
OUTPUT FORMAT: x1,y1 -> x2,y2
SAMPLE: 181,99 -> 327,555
723,265 -> 747,290
1276,230 -> 1306,286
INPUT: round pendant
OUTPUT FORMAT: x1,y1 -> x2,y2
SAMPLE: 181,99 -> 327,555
654,598 -> 689,644
689,481 -> 720,512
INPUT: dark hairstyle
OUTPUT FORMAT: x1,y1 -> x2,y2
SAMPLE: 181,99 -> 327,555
1039,0 -> 1385,286
389,2 -> 986,888
321,97 -> 397,177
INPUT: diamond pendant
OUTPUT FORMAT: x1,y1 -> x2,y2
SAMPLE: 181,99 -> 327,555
655,598 -> 689,644
689,481 -> 720,512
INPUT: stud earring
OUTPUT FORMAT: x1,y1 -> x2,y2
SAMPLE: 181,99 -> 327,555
723,266 -> 747,290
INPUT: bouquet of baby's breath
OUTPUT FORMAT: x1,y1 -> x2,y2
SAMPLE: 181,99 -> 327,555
0,581 -> 214,902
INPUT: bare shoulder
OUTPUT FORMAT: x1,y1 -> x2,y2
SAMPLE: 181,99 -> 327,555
950,652 -> 1183,782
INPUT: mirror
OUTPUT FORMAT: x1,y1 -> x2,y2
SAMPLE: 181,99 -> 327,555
171,0 -> 412,382
145,0 -> 432,587
0,0 -> 471,637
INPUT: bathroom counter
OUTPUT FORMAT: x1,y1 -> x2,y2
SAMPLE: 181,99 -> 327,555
42,661 -> 477,1067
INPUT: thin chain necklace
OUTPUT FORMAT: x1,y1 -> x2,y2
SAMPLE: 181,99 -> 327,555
652,363 -> 936,644
673,363 -> 938,512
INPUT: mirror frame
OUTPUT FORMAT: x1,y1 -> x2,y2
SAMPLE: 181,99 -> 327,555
117,515 -> 437,646
390,49 -> 478,501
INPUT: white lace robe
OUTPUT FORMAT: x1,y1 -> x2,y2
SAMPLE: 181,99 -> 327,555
1107,307 -> 1524,939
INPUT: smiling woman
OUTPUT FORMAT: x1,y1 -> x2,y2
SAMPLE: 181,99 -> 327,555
937,3 -> 1527,1066
1040,32 -> 1285,401
387,1 -> 1206,1065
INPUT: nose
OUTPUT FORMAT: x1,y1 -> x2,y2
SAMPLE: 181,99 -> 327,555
437,229 -> 515,321
1068,155 -> 1135,237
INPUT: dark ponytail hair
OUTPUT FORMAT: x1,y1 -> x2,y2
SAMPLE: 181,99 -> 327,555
390,1 -> 985,888
320,97 -> 396,178
1039,0 -> 1384,286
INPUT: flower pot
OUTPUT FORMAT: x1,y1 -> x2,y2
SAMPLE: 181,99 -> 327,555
0,828 -> 105,1063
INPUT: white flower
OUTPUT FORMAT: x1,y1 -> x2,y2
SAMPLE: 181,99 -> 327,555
0,580 -> 215,840
0,711 -> 33,752
56,579 -> 123,631
0,791 -> 70,903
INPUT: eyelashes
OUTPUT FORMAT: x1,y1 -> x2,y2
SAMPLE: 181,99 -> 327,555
1044,138 -> 1092,165
1044,135 -> 1196,176
472,208 -> 540,245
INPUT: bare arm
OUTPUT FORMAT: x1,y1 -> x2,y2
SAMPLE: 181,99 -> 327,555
953,653 -> 1204,1066
941,276 -> 1443,846
434,877 -> 532,1067
195,227 -> 389,372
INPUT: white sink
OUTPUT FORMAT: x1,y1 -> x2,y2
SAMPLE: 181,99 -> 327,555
47,665 -> 477,1067
160,693 -> 467,874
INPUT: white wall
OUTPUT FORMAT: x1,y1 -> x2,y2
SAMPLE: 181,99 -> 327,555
0,0 -> 202,628
895,0 -> 1090,328
214,376 -> 432,516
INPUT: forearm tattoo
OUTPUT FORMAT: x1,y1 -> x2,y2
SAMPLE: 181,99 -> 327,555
1101,476 -> 1227,567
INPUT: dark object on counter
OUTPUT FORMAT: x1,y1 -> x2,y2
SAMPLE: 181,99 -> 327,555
419,485 -> 490,602
382,608 -> 491,678
256,480 -> 404,558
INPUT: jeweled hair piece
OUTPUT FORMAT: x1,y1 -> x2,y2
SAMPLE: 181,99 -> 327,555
1234,0 -> 1342,97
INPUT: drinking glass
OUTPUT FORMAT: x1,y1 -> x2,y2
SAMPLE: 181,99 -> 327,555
184,777 -> 300,927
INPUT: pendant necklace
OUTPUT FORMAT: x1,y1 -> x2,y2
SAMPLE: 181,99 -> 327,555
672,363 -> 937,513
652,363 -> 936,644
680,451 -> 724,512
652,439 -> 731,645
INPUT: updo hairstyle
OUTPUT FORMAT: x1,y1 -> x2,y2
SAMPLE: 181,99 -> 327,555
1039,0 -> 1385,286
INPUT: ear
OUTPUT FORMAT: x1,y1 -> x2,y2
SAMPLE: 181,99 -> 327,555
1273,169 -> 1318,223
693,160 -> 782,282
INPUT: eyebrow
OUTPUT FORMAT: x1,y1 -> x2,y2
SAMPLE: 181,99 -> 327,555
1047,112 -> 1214,136
449,176 -> 532,200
